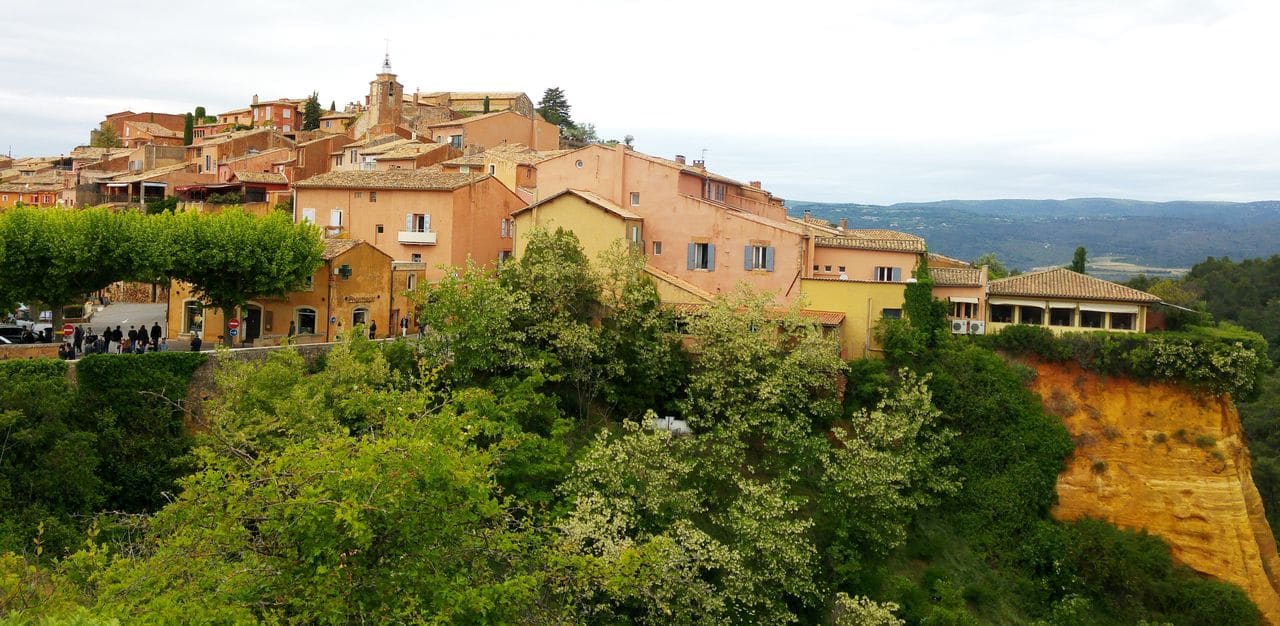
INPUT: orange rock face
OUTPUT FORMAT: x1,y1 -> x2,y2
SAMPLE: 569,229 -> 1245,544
1030,361 -> 1280,625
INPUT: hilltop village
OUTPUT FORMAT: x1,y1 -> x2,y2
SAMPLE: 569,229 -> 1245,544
2,58 -> 1161,356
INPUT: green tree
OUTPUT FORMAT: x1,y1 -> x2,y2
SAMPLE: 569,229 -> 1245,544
536,87 -> 573,130
904,254 -> 949,346
972,252 -> 1011,280
182,113 -> 194,145
165,209 -> 323,346
302,92 -> 322,131
0,208 -> 162,337
1069,246 -> 1088,273
90,122 -> 120,148
194,106 -> 206,121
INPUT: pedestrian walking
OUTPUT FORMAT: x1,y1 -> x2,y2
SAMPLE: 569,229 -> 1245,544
368,320 -> 377,339
399,316 -> 408,337
127,326 -> 138,345
150,322 -> 162,347
110,326 -> 122,354
73,325 -> 84,355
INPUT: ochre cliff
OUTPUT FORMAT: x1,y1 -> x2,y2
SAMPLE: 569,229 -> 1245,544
1030,361 -> 1280,625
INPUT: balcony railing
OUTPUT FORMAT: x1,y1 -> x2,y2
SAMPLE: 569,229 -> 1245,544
398,230 -> 438,245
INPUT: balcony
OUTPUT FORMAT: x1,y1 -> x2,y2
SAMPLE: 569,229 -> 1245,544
398,230 -> 438,245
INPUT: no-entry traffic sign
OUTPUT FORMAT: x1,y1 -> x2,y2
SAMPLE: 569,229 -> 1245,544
228,318 -> 241,331
63,323 -> 74,336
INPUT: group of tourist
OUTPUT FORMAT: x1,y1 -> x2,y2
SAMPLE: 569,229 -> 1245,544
59,323 -> 168,359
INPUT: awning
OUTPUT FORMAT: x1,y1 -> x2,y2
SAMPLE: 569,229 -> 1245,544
142,182 -> 166,188
1048,302 -> 1077,309
174,183 -> 238,191
988,297 -> 1046,308
1079,303 -> 1140,314
105,183 -> 127,188
948,296 -> 978,304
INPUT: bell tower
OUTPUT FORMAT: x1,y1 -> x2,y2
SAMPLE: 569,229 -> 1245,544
366,52 -> 403,134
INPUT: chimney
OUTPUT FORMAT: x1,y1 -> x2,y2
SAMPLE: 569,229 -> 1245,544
675,154 -> 685,165
692,159 -> 705,170
803,209 -> 812,222
252,94 -> 259,105
749,180 -> 761,189
839,218 -> 848,230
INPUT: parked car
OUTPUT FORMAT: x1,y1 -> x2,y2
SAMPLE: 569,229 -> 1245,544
0,325 -> 35,344
0,336 -> 13,345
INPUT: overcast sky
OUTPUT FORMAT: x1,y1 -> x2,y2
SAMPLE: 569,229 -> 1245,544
3,0 -> 1278,204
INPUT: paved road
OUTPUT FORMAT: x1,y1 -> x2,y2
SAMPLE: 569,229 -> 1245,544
78,302 -> 168,338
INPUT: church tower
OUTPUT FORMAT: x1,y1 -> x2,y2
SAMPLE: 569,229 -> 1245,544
366,53 -> 403,134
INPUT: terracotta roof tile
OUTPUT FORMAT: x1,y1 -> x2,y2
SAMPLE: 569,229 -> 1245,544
377,142 -> 448,159
125,121 -> 181,138
322,238 -> 360,259
293,167 -> 482,191
667,302 -> 845,326
988,267 -> 1160,302
930,267 -> 984,287
233,171 -> 288,184
108,161 -> 196,183
815,230 -> 926,253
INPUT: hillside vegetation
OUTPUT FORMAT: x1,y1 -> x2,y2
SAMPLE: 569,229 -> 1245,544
790,198 -> 1280,278
0,230 -> 1263,625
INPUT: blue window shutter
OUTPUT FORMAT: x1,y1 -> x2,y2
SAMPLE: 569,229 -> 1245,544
707,244 -> 716,271
744,245 -> 753,271
687,243 -> 696,270
892,267 -> 902,282
766,246 -> 776,272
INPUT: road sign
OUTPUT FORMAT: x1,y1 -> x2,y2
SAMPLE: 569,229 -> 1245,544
229,328 -> 239,337
329,316 -> 337,323
228,318 -> 241,330
63,323 -> 74,336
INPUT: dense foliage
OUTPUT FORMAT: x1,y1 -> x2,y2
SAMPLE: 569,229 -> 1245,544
0,231 -> 1262,624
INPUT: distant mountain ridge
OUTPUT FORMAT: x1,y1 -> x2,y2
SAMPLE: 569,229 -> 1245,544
787,198 -> 1280,279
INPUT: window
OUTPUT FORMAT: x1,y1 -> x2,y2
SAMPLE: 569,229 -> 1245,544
1110,312 -> 1136,330
183,301 -> 204,335
297,308 -> 317,334
488,164 -> 496,175
376,224 -> 384,233
411,253 -> 422,262
951,302 -> 977,318
253,109 -> 259,120
352,308 -> 368,326
874,266 -> 902,282
1049,307 -> 1074,327
354,191 -> 362,198
204,155 -> 212,171
838,266 -> 846,272
882,308 -> 903,320
407,213 -> 431,232
630,192 -> 640,206
350,149 -> 358,162
703,181 -> 726,202
302,275 -> 314,291
499,250 -> 513,264
744,244 -> 774,271
369,191 -> 377,202
283,124 -> 291,133
450,134 -> 462,148
991,304 -> 1015,323
460,165 -> 470,174
499,218 -> 511,238
687,242 -> 714,270
301,207 -> 316,223
1080,310 -> 1105,328
335,155 -> 343,166
1,195 -> 7,202
329,209 -> 342,227
406,273 -> 417,290
324,120 -> 331,128
824,265 -> 832,272
283,109 -> 291,119
629,225 -> 642,245
653,241 -> 662,255
1019,306 -> 1044,325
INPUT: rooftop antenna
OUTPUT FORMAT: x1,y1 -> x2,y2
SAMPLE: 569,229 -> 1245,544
700,148 -> 709,161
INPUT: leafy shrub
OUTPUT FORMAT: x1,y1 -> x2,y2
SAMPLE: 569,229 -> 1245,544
984,324 -> 1268,399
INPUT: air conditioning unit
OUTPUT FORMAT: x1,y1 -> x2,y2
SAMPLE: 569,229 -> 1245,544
968,321 -> 986,335
951,319 -> 969,334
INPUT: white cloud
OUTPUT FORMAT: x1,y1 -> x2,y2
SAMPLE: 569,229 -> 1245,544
2,0 -> 1277,202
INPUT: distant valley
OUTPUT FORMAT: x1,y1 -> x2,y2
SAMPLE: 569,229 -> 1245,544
788,198 -> 1280,279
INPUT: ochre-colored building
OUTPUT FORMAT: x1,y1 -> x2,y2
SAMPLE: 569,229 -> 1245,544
986,267 -> 1159,334
427,110 -> 559,152
167,240 -> 404,345
292,168 -> 527,280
